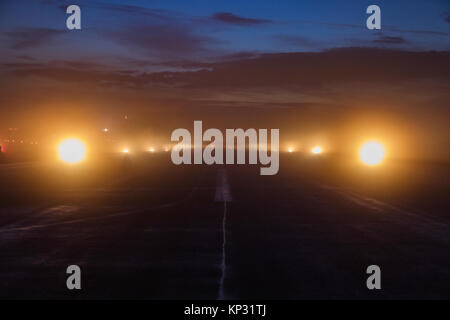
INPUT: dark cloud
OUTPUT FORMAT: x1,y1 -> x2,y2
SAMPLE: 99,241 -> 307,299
16,55 -> 35,61
105,24 -> 220,58
2,28 -> 65,49
3,60 -> 145,88
212,12 -> 271,26
386,27 -> 449,36
79,3 -> 166,18
443,12 -> 450,24
274,35 -> 321,49
165,48 -> 450,90
43,1 -> 222,60
293,19 -> 450,37
117,57 -> 213,70
297,20 -> 362,30
218,52 -> 262,62
5,48 -> 449,91
42,0 -> 169,19
373,35 -> 406,44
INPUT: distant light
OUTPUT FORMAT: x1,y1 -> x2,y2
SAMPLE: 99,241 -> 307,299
164,146 -> 170,152
288,147 -> 294,153
58,139 -> 86,164
122,148 -> 129,153
360,141 -> 385,166
103,128 -> 109,132
312,146 -> 323,154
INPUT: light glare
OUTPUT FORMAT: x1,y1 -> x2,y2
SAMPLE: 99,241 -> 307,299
58,139 -> 86,164
359,141 -> 385,166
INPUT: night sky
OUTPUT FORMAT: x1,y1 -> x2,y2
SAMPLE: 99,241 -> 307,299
0,0 -> 449,159
1,0 -> 449,64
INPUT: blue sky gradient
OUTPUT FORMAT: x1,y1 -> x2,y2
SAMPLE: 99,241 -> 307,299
1,0 -> 449,69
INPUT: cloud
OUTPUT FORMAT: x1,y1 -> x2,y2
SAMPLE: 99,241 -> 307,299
16,55 -> 35,61
42,0 -> 169,19
212,12 -> 271,26
274,35 -> 321,49
106,24 -> 220,58
80,3 -> 166,18
386,27 -> 449,36
2,28 -> 65,49
218,51 -> 262,61
169,48 -> 450,90
6,48 -> 449,91
291,19 -> 450,37
373,35 -> 406,44
3,60 -> 146,88
443,12 -> 450,24
114,56 -> 213,70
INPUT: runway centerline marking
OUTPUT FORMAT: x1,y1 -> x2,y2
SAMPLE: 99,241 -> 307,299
215,168 -> 232,300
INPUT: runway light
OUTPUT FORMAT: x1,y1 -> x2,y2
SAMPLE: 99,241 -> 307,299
360,141 -> 385,166
122,148 -> 129,153
288,147 -> 294,153
149,147 -> 155,153
58,139 -> 86,164
312,146 -> 322,154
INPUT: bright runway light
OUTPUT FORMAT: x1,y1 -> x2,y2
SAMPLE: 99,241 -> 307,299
122,148 -> 129,153
58,139 -> 86,164
360,141 -> 386,166
312,146 -> 322,154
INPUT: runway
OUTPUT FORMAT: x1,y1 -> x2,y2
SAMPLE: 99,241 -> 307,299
0,154 -> 449,299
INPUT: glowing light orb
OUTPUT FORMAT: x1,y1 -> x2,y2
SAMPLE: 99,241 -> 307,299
122,148 -> 129,153
149,147 -> 155,153
58,139 -> 86,164
312,146 -> 322,154
359,141 -> 385,166
288,147 -> 294,153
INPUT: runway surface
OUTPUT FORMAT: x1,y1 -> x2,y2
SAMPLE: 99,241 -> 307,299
0,153 -> 449,299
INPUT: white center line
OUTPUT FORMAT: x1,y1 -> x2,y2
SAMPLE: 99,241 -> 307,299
218,200 -> 227,300
215,168 -> 232,300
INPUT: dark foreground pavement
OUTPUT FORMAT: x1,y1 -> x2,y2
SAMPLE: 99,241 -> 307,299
0,153 -> 449,299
